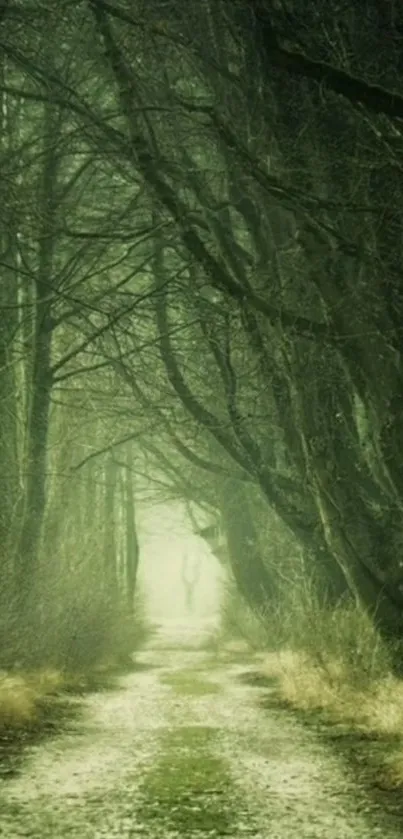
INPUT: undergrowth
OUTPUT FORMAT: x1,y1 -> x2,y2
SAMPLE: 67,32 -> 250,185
0,589 -> 151,734
214,574 -> 403,792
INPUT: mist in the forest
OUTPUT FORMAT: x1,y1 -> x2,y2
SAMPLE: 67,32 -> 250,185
136,501 -> 224,626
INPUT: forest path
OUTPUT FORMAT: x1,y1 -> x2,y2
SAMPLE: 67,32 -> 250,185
0,620 -> 399,838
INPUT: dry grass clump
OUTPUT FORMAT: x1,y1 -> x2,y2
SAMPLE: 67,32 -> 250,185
363,678 -> 403,735
260,648 -> 403,790
0,668 -> 75,730
261,649 -> 403,730
219,575 -> 403,791
25,668 -> 66,695
0,673 -> 38,728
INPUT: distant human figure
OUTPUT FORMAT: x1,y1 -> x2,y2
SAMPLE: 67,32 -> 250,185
181,552 -> 202,613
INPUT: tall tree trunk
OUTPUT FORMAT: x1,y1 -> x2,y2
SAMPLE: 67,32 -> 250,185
124,445 -> 139,613
14,97 -> 59,622
103,453 -> 119,607
0,62 -> 20,570
0,278 -> 19,560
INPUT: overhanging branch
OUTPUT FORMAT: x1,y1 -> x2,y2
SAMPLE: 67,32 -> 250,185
244,1 -> 403,123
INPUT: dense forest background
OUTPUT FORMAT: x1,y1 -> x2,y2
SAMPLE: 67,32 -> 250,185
1,0 -> 403,673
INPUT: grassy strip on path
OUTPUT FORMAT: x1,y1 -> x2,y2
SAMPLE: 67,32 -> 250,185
136,664 -> 241,836
159,669 -> 222,696
137,725 -> 235,836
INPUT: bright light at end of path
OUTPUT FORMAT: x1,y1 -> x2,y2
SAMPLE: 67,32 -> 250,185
136,501 -> 224,625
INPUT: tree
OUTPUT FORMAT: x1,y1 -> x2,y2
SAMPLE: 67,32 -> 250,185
3,0 -> 403,657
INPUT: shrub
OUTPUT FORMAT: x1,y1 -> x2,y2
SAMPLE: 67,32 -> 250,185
218,569 -> 394,689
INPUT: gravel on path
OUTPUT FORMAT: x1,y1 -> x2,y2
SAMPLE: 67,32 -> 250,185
0,620 -> 400,838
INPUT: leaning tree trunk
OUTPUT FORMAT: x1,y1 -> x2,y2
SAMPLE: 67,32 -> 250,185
292,344 -> 403,649
218,479 -> 275,611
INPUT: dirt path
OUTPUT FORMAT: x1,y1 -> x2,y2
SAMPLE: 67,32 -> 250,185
0,621 -> 400,837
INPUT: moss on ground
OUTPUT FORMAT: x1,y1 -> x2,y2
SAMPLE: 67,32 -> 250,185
137,725 -> 235,835
159,669 -> 222,696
